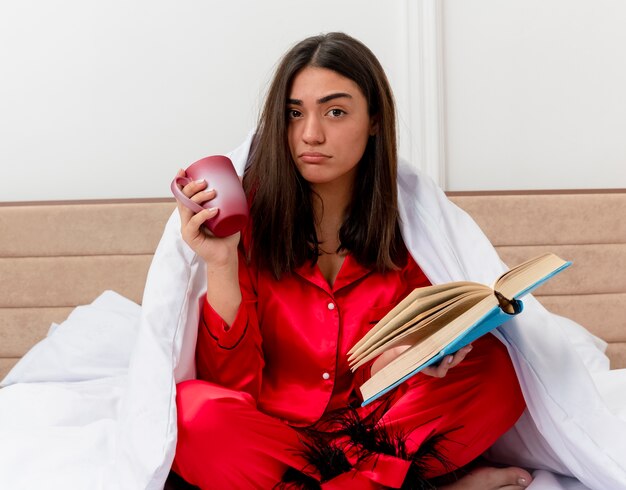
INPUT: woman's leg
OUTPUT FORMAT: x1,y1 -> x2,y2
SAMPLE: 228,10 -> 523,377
173,380 -> 311,489
372,334 -> 526,480
282,335 -> 528,489
173,334 -> 526,489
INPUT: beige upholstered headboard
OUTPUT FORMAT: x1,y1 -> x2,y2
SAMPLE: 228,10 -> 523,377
1,191 -> 624,379
0,199 -> 175,378
448,190 -> 626,368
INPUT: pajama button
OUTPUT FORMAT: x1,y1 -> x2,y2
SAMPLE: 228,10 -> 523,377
322,372 -> 330,380
327,302 -> 335,310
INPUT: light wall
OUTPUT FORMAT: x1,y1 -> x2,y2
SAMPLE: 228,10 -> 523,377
0,0 -> 414,201
1,1 -> 625,201
443,0 -> 626,190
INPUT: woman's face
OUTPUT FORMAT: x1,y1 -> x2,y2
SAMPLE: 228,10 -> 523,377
287,66 -> 376,190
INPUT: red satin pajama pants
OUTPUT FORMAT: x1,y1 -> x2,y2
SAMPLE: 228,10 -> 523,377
172,335 -> 525,489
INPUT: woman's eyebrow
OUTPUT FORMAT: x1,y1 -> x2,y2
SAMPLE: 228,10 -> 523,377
287,93 -> 353,106
318,92 -> 352,104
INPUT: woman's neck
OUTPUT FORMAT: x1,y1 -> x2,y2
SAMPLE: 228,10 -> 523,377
311,179 -> 354,253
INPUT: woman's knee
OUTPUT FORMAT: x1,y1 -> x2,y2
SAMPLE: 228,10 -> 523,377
176,379 -> 254,437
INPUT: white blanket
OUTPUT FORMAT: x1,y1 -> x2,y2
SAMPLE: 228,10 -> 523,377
1,134 -> 625,489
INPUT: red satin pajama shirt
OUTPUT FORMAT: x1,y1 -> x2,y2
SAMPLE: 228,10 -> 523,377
173,248 -> 526,489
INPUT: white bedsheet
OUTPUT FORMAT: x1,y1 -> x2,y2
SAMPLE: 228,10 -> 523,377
1,134 -> 625,489
0,291 -> 137,489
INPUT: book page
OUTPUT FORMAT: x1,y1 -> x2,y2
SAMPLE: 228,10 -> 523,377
348,282 -> 481,358
349,289 -> 488,369
495,253 -> 570,301
385,290 -> 490,348
359,294 -> 499,401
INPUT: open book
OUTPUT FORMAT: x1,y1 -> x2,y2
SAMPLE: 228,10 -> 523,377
348,252 -> 571,406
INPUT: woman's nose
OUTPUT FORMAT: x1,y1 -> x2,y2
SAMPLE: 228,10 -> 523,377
302,116 -> 325,145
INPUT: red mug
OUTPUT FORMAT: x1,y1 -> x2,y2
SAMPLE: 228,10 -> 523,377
171,155 -> 248,237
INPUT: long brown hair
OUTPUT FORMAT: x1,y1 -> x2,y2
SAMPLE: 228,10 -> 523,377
243,32 -> 405,278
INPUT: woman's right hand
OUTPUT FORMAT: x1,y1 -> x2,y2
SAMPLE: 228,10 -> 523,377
174,169 -> 240,268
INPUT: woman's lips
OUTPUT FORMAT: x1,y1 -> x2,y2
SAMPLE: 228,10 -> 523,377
299,152 -> 331,164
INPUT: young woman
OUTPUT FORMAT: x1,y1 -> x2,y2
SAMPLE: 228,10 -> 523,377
171,32 -> 532,489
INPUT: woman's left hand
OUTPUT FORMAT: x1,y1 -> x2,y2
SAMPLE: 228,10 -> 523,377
421,344 -> 473,378
371,344 -> 473,378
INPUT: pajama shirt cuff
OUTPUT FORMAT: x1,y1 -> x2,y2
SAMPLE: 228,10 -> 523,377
202,298 -> 249,349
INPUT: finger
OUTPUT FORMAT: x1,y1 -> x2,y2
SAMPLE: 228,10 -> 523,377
437,356 -> 454,376
186,207 -> 219,237
176,199 -> 195,227
176,189 -> 216,218
189,188 -> 217,206
422,356 -> 452,378
181,208 -> 213,243
181,178 -> 208,198
174,182 -> 215,224
448,344 -> 473,369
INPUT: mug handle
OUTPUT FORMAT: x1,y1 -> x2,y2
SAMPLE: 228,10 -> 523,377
170,176 -> 205,214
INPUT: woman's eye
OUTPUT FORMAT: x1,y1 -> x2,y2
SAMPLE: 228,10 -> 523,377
327,108 -> 346,118
287,109 -> 302,119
